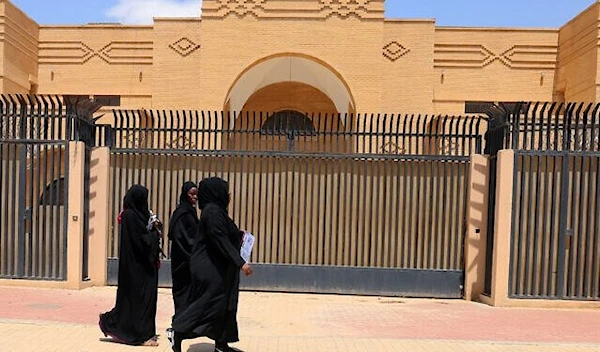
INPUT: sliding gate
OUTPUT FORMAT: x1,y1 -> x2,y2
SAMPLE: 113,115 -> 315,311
107,111 -> 482,297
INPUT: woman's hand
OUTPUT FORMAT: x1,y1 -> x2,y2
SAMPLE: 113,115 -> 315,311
241,263 -> 253,276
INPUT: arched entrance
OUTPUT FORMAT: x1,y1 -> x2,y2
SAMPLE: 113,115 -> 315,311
223,54 -> 356,152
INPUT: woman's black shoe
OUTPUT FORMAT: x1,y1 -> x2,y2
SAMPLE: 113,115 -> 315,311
214,342 -> 234,352
170,330 -> 182,352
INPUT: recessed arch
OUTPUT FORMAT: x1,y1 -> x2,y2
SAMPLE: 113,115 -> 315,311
224,53 -> 356,124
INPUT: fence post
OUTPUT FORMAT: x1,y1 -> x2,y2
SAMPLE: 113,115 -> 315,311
488,149 -> 515,306
464,154 -> 489,301
88,146 -> 110,286
66,141 -> 88,289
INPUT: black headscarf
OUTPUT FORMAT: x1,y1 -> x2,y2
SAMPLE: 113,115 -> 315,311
168,181 -> 198,240
198,177 -> 230,211
179,181 -> 197,204
123,185 -> 150,223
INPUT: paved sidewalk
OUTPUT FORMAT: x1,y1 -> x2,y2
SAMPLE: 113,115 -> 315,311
0,286 -> 599,351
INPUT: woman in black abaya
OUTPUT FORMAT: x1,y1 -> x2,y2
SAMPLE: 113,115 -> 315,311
168,182 -> 199,313
99,184 -> 161,346
170,177 -> 253,352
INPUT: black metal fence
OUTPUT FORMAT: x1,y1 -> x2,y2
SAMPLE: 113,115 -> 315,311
0,95 -> 100,144
0,140 -> 69,280
106,110 -> 482,297
510,152 -> 600,300
483,102 -> 600,300
492,102 -> 600,152
0,96 -> 69,280
0,95 -> 100,281
109,110 -> 483,156
108,153 -> 470,267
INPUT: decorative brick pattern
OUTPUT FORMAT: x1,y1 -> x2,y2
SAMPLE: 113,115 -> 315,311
169,37 -> 201,57
202,0 -> 384,20
3,0 -> 593,113
165,135 -> 197,149
383,41 -> 410,61
39,41 -> 153,65
380,140 -> 405,154
434,44 -> 558,69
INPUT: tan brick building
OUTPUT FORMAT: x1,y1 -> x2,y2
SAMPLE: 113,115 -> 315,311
0,0 -> 599,117
3,0 -> 600,307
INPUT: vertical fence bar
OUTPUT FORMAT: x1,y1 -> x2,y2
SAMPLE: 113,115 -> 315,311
582,156 -> 596,297
530,153 -> 542,296
538,153 -> 550,296
522,153 -> 534,296
556,153 -> 570,298
549,155 -> 560,297
17,123 -> 27,278
0,139 -> 5,277
593,156 -> 600,298
59,142 -> 68,279
509,153 -> 519,296
572,152 -> 584,297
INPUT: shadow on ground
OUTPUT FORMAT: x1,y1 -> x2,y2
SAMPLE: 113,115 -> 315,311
188,342 -> 245,352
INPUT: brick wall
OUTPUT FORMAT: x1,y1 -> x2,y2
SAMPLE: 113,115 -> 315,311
0,0 -> 38,93
556,2 -> 600,103
0,0 -> 599,115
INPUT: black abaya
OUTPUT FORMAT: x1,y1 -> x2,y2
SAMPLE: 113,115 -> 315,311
99,185 -> 160,345
172,177 -> 246,344
168,182 -> 198,313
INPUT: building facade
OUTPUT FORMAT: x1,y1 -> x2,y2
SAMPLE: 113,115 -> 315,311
0,0 -> 599,119
1,0 -> 600,307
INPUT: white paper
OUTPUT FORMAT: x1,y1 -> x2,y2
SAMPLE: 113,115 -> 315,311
240,231 -> 255,263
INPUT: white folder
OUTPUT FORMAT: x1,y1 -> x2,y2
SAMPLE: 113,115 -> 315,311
240,231 -> 255,262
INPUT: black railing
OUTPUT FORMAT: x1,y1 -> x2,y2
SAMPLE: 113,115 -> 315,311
505,102 -> 600,152
7,99 -> 599,154
95,124 -> 115,148
0,94 -> 102,147
0,95 -> 65,142
110,110 -> 484,156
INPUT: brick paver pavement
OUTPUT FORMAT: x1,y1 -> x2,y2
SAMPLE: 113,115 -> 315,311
0,286 -> 599,351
